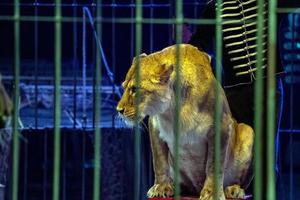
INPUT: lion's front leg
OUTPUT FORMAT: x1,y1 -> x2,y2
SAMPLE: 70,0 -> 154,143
199,122 -> 232,200
147,117 -> 174,198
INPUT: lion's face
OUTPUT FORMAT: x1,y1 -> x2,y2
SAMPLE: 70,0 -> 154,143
117,55 -> 174,123
0,75 -> 12,129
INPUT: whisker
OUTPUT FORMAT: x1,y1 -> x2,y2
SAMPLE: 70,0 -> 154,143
141,120 -> 149,132
115,114 -> 126,127
116,112 -> 135,128
124,110 -> 135,116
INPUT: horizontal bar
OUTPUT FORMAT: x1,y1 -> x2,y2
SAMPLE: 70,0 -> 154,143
0,15 -> 217,24
0,2 -> 209,8
279,129 -> 300,133
277,7 -> 300,13
0,2 -> 171,8
13,127 -> 300,134
2,75 -> 99,81
2,10 -> 299,23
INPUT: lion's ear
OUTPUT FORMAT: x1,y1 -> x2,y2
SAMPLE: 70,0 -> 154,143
133,53 -> 147,64
157,64 -> 174,84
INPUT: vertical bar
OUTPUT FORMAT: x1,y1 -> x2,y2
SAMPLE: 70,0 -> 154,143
134,1 -> 142,200
169,0 -> 174,45
78,6 -> 86,199
12,0 -> 20,199
288,14 -> 295,200
34,1 -> 39,129
62,133 -> 66,200
148,0 -> 154,188
130,0 -> 134,59
72,0 -> 78,129
267,0 -> 277,199
111,0 -> 116,128
23,139 -> 28,200
93,1 -> 102,200
52,0 -> 62,199
254,0 -> 264,199
82,9 -> 87,128
214,0 -> 222,199
92,1 -> 96,130
174,1 -> 182,199
81,130 -> 86,200
150,0 -> 154,52
193,0 -> 198,20
43,130 -> 48,200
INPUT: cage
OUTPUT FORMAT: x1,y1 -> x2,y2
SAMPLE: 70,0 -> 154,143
0,0 -> 300,200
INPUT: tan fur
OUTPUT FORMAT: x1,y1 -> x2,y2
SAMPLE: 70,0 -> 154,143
117,44 -> 254,200
0,75 -> 12,129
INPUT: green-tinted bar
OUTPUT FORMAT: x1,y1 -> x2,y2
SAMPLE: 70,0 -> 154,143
277,8 -> 300,13
267,0 -> 277,199
99,18 -> 216,25
52,0 -> 61,199
12,0 -> 20,199
93,0 -> 102,200
254,0 -> 264,200
4,8 -> 300,22
0,15 -> 218,25
174,1 -> 183,200
134,1 -> 142,200
0,15 -> 253,26
214,1 -> 222,200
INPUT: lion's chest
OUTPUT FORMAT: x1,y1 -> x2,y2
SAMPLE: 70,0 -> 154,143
154,116 -> 209,192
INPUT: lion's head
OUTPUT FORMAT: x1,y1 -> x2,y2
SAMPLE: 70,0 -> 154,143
0,75 -> 12,129
116,44 -> 212,124
116,52 -> 175,123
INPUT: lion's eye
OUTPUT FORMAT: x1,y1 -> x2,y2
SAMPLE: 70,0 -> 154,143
131,86 -> 138,93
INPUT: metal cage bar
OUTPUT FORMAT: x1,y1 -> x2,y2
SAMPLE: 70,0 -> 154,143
267,0 -> 278,199
254,0 -> 264,199
174,1 -> 183,199
12,0 -> 20,199
289,13 -> 296,200
0,15 -> 218,25
214,0 -> 223,199
92,0 -> 102,199
34,0 -> 39,129
111,0 -> 116,128
134,1 -> 142,200
72,0 -> 78,129
52,0 -> 62,199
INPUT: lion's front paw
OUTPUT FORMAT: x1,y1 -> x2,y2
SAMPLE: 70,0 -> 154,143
224,184 -> 245,199
199,187 -> 225,200
147,183 -> 174,198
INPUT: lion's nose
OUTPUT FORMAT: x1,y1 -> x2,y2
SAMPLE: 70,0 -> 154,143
116,106 -> 125,114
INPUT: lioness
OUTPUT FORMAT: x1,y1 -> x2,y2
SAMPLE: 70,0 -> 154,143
117,44 -> 253,200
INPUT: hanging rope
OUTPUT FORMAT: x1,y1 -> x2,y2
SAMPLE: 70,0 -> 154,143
82,7 -> 122,98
